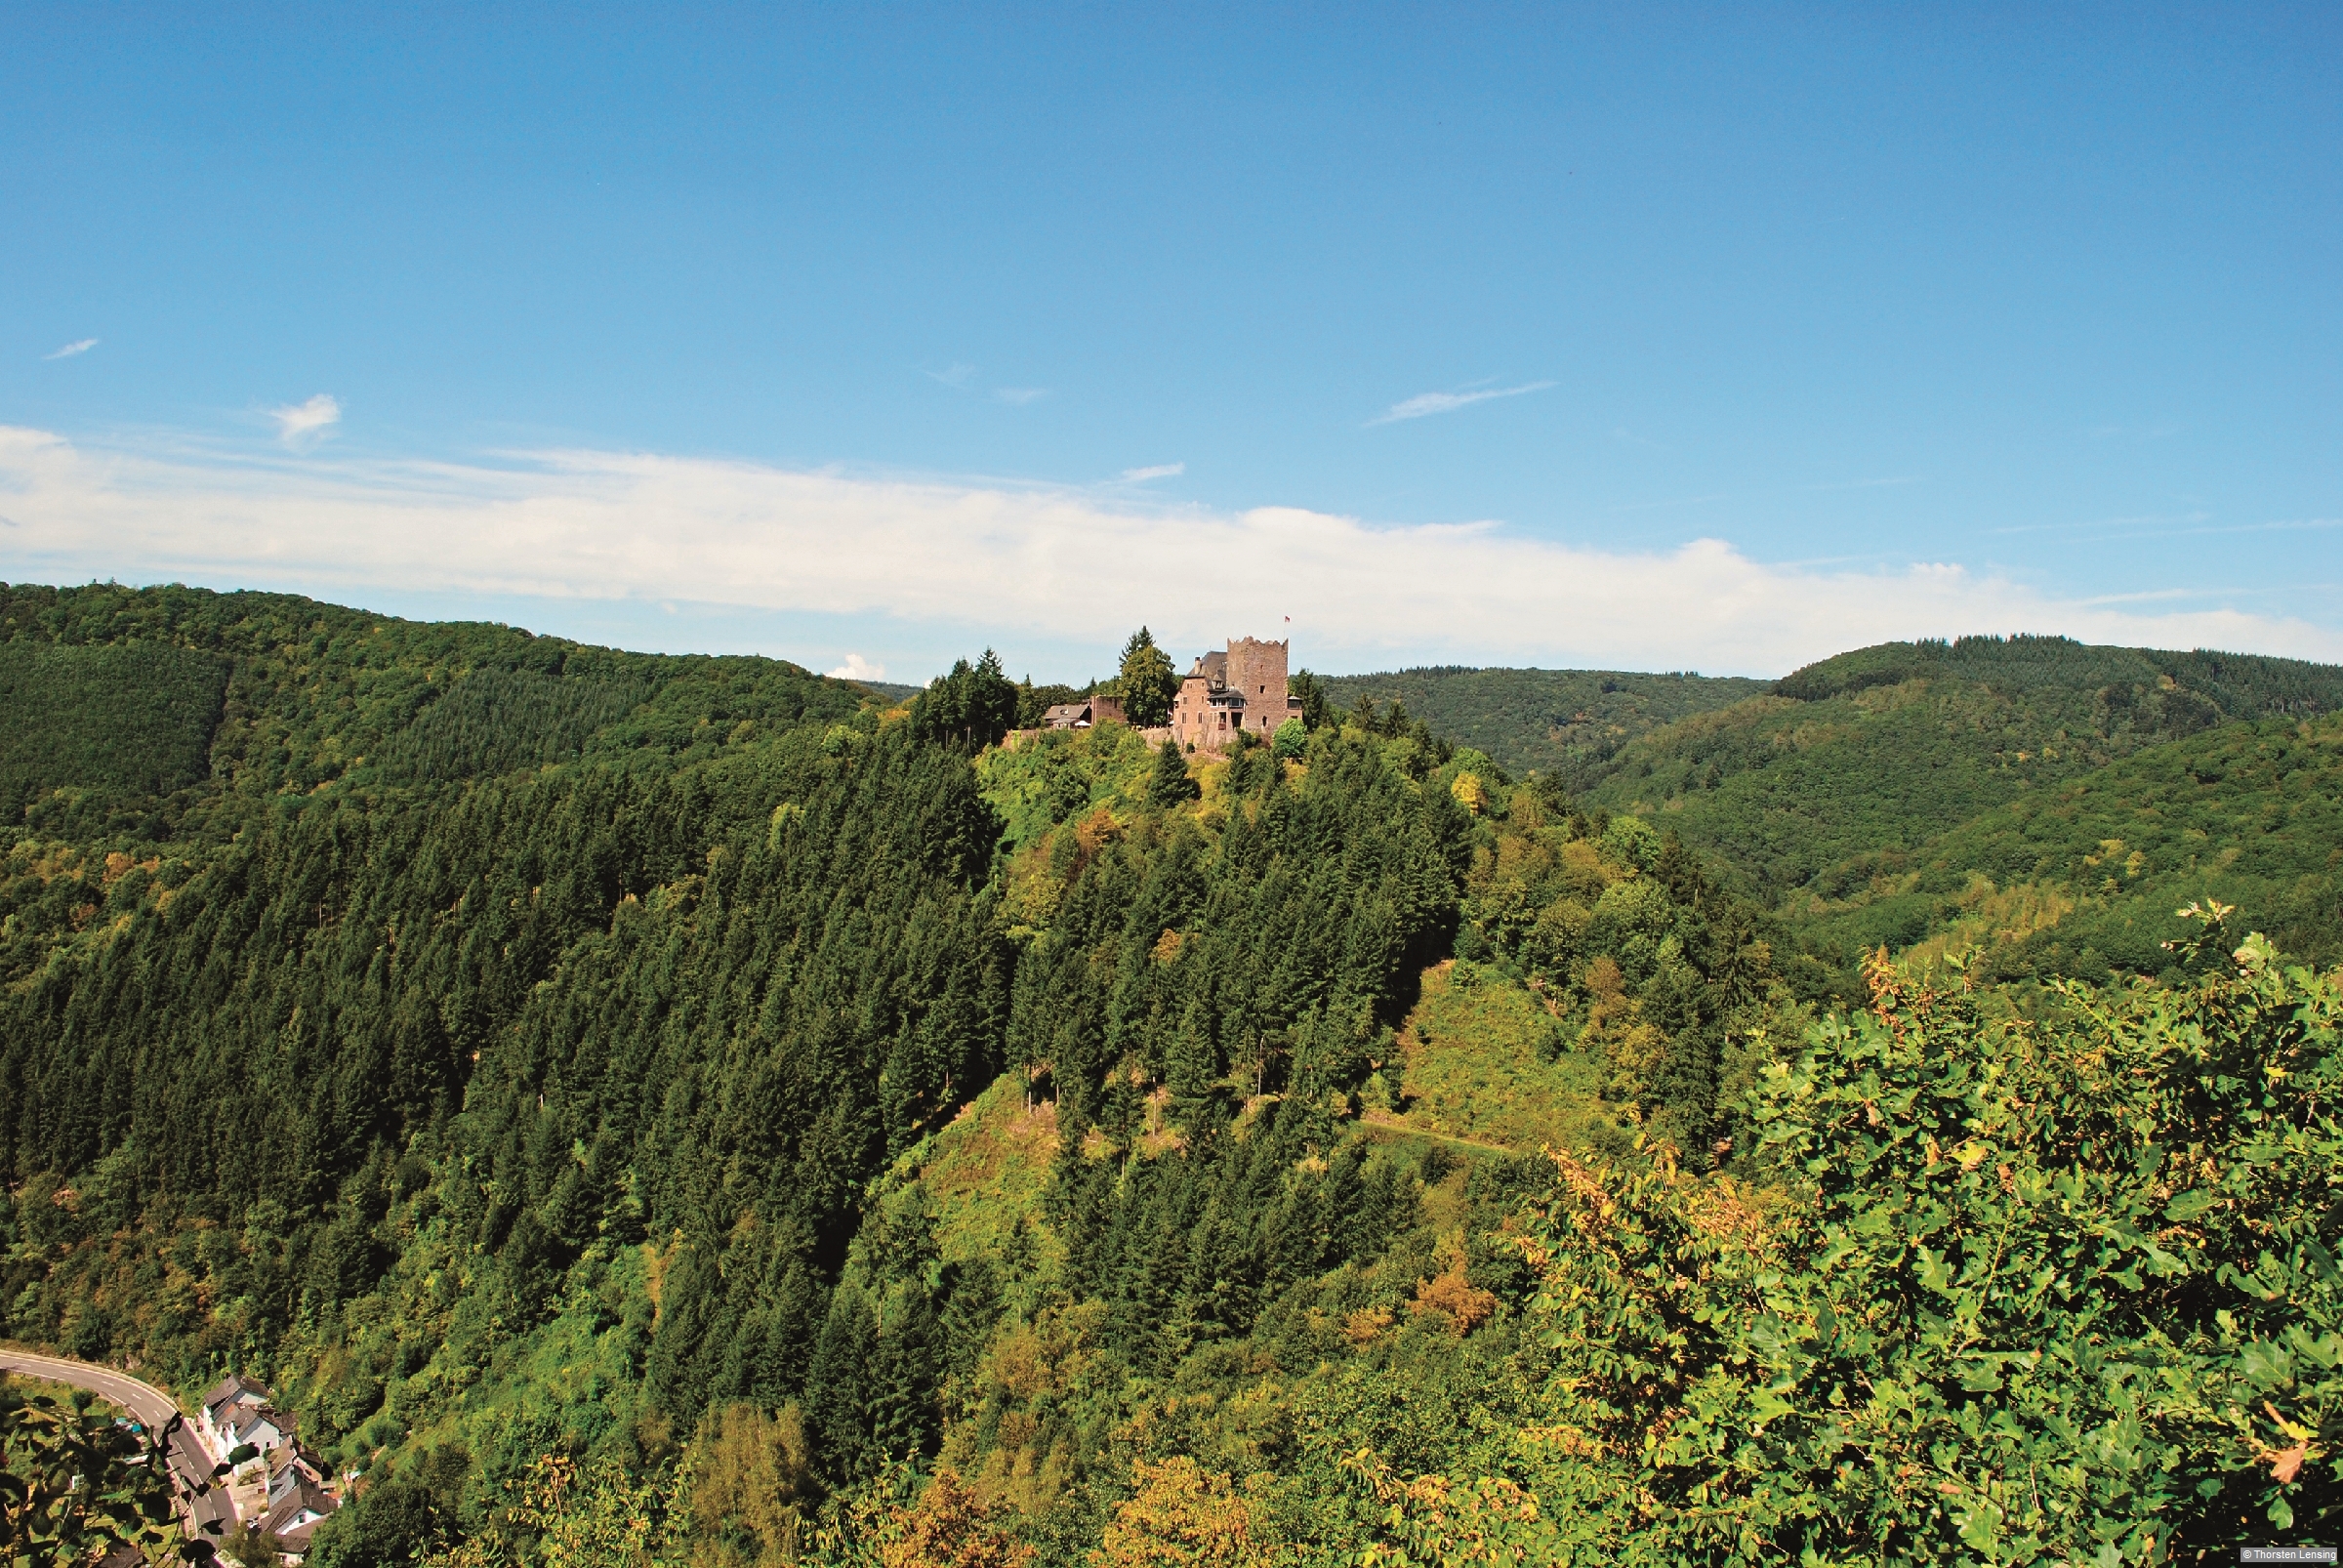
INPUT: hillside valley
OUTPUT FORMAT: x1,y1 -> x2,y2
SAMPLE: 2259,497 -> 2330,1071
1320,639 -> 2343,987
2,586 -> 2337,1563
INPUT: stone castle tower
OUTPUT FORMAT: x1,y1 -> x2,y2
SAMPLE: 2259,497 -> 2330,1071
1170,637 -> 1301,753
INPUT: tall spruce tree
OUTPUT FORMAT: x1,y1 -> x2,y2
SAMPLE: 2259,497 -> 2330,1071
1148,737 -> 1200,806
1116,628 -> 1179,727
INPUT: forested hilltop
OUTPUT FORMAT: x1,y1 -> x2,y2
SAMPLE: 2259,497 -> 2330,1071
1339,636 -> 2343,985
2,590 -> 2335,1562
1319,666 -> 1765,787
0,583 -> 876,846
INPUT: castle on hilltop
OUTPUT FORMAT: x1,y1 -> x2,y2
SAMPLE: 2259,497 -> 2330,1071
1171,637 -> 1302,753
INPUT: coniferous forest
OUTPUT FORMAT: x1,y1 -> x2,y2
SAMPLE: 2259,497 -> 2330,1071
3,583 -> 2338,1565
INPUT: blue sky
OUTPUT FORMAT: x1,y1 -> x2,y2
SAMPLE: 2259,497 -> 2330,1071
4,3 -> 2337,681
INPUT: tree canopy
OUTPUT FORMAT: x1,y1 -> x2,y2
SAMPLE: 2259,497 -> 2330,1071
1113,630 -> 1178,729
1,591 -> 2336,1564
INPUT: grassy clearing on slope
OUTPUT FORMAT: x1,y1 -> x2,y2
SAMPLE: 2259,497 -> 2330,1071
913,1072 -> 1065,1276
1375,961 -> 1629,1158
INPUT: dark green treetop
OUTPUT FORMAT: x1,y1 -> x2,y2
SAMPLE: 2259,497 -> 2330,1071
1114,628 -> 1178,728
910,650 -> 1019,751
1146,736 -> 1200,807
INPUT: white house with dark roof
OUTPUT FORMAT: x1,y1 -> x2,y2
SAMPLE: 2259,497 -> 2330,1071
261,1473 -> 340,1557
197,1374 -> 270,1455
267,1440 -> 329,1507
225,1402 -> 294,1459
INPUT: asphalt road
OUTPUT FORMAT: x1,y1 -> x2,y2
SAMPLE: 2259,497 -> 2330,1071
1,1347 -> 238,1544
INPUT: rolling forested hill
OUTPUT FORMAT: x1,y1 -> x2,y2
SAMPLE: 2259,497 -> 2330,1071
1581,636 -> 2343,884
1319,665 -> 1765,786
2,592 -> 2335,1561
1336,637 -> 2343,980
1772,713 -> 2343,976
0,582 -> 874,843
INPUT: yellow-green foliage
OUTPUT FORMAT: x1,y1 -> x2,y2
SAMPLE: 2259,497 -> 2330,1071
686,1402 -> 815,1567
418,1453 -> 694,1568
287,1235 -> 663,1506
936,1301 -> 1106,1517
912,1073 -> 1063,1275
1382,960 -> 1622,1155
975,723 -> 1159,855
1890,872 -> 2082,970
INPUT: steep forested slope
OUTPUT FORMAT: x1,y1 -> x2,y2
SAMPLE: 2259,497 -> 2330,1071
2,598 -> 2335,1561
0,600 -> 1813,1562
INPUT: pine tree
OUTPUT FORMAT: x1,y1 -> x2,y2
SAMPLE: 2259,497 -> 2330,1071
1289,668 -> 1331,730
1148,738 -> 1200,807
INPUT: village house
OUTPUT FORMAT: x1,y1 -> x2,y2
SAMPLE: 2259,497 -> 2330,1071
198,1375 -> 272,1454
222,1400 -> 294,1459
198,1371 -> 342,1557
1170,637 -> 1302,753
262,1473 -> 340,1557
267,1440 -> 331,1508
1041,693 -> 1127,729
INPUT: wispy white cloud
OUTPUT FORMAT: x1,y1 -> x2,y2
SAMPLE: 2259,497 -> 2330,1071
994,387 -> 1048,406
825,652 -> 887,681
45,339 -> 100,360
2,424 -> 2337,674
1119,463 -> 1184,482
925,362 -> 977,389
2075,588 -> 2212,606
1991,512 -> 2213,536
267,394 -> 342,447
1371,380 -> 1555,426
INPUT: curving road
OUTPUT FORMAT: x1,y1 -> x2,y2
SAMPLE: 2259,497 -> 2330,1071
1,1347 -> 238,1543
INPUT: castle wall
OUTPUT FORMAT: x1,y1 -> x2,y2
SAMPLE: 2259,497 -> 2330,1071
1172,675 -> 1208,751
1172,672 -> 1226,752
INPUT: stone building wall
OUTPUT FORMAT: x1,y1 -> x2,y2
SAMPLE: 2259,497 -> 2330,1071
1169,637 -> 1300,753
1223,638 -> 1291,741
1170,675 -> 1213,751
